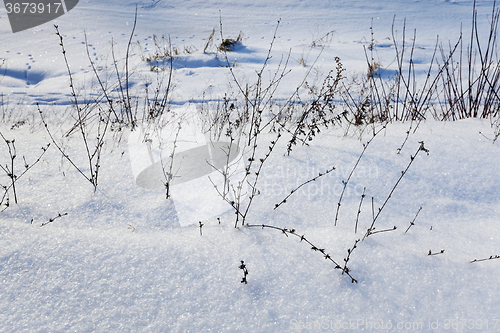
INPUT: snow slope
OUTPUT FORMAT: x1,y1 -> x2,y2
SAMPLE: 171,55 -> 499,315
1,0 -> 500,332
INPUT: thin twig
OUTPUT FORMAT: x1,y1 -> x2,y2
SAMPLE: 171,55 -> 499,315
405,206 -> 422,233
342,239 -> 360,276
40,212 -> 68,227
84,32 -> 119,122
471,255 -> 500,263
54,25 -> 94,187
0,130 -> 50,207
363,142 -> 429,240
124,5 -> 138,126
335,125 -> 385,226
38,105 -> 91,183
274,166 -> 336,210
368,226 -> 397,236
354,187 -> 366,233
245,224 -> 358,283
428,249 -> 445,256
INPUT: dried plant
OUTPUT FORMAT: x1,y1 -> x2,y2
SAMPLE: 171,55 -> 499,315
362,142 -> 429,240
239,260 -> 249,284
404,206 -> 422,233
428,249 -> 445,256
245,224 -> 358,283
471,255 -> 500,263
0,131 -> 50,211
40,212 -> 68,227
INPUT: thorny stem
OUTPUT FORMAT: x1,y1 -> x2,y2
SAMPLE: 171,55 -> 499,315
245,224 -> 358,283
428,249 -> 445,256
335,125 -> 385,226
405,206 -> 422,233
342,239 -> 360,276
0,130 -> 50,207
38,105 -> 92,184
55,25 -> 95,189
396,119 -> 422,154
240,132 -> 281,225
354,187 -> 366,234
362,141 -> 429,240
210,131 -> 282,228
368,226 -> 397,236
0,136 -> 18,203
84,32 -> 120,123
161,122 -> 182,199
471,255 -> 500,263
274,166 -> 336,210
40,212 -> 68,227
125,5 -> 138,126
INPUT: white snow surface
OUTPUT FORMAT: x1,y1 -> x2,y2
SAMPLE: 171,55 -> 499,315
1,0 -> 500,332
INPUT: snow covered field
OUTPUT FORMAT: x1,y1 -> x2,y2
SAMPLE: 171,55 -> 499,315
1,0 -> 500,332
